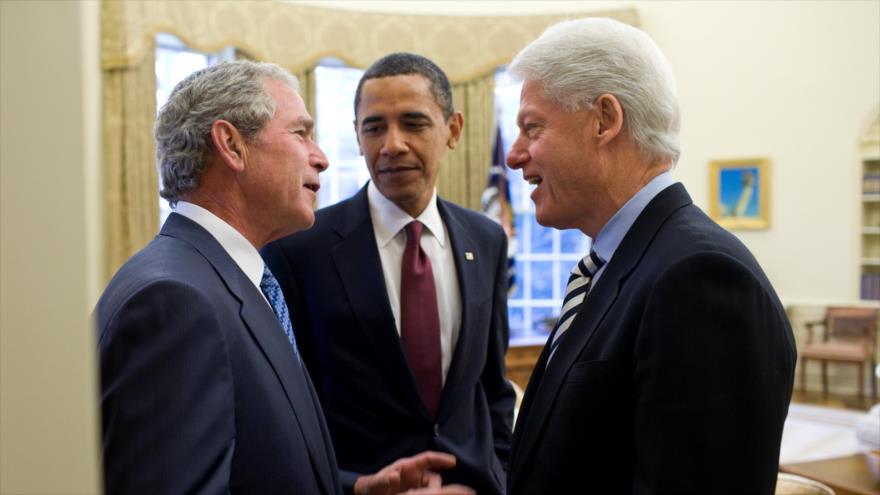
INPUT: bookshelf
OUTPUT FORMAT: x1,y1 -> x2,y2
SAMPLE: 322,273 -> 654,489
860,110 -> 880,300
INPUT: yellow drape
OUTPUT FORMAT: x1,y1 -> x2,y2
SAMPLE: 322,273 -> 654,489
99,0 -> 638,285
101,44 -> 158,281
102,1 -> 637,83
438,73 -> 496,210
293,67 -> 317,124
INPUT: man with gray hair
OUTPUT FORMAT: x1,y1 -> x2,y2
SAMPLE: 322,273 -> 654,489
96,59 -> 474,495
504,18 -> 796,494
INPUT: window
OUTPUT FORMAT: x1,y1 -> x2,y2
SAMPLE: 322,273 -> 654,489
313,60 -> 370,207
154,50 -> 590,345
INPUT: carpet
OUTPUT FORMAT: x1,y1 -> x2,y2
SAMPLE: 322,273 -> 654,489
779,403 -> 867,464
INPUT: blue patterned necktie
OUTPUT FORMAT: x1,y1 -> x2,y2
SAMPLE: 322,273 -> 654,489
260,265 -> 300,361
547,250 -> 605,365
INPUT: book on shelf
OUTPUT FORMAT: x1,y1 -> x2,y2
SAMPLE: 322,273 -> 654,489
861,273 -> 880,300
864,173 -> 880,195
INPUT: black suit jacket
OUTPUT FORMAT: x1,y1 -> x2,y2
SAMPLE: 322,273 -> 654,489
263,186 -> 515,495
508,183 -> 796,494
96,213 -> 342,494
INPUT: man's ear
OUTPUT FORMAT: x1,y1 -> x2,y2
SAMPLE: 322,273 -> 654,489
593,94 -> 624,146
446,111 -> 464,149
352,118 -> 363,156
210,119 -> 246,172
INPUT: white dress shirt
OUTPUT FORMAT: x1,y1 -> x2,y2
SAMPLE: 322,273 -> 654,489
173,201 -> 268,304
367,181 -> 462,385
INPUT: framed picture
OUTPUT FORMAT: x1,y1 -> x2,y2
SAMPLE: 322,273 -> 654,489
709,157 -> 770,229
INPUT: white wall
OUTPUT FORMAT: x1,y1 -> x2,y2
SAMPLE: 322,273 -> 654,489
0,0 -> 102,493
638,1 -> 880,304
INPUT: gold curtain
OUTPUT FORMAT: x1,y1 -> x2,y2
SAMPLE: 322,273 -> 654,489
438,73 -> 496,210
101,46 -> 158,282
99,1 -> 638,283
293,67 -> 317,123
103,2 -> 637,84
293,66 -> 319,209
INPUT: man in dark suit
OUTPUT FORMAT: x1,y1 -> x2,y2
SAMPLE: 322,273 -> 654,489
503,18 -> 797,494
263,53 -> 515,495
96,60 -> 474,495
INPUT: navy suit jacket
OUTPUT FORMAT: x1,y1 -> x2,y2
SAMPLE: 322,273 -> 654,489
262,186 -> 515,495
96,213 -> 342,494
508,183 -> 797,494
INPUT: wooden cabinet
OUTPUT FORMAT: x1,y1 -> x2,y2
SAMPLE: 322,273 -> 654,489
505,344 -> 543,391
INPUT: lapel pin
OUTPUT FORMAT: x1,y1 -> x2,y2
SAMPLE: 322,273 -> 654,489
465,252 -> 475,261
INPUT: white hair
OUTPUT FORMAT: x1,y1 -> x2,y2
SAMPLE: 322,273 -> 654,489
509,17 -> 681,164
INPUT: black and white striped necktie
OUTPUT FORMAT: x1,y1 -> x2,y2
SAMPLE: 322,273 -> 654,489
547,250 -> 605,365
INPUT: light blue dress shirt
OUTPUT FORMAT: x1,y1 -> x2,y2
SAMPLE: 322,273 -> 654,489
589,171 -> 677,288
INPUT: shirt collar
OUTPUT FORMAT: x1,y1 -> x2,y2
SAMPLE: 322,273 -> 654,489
592,171 -> 676,264
367,181 -> 446,247
173,201 -> 265,288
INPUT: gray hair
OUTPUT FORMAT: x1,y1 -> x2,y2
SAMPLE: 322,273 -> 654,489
155,60 -> 299,204
509,17 -> 681,164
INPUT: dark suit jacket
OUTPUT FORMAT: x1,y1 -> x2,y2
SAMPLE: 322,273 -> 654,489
262,186 -> 515,495
508,183 -> 796,495
96,213 -> 342,495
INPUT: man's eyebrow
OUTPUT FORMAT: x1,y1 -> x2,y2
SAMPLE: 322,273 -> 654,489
401,112 -> 431,121
359,115 -> 385,126
516,108 -> 539,128
296,116 -> 315,130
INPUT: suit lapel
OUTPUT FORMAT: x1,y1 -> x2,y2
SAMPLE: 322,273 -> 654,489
508,183 -> 693,491
329,188 -> 428,416
238,290 -> 338,493
162,214 -> 338,494
435,200 -> 479,419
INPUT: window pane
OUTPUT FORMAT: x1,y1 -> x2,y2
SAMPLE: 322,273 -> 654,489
338,173 -> 365,201
508,307 -> 526,342
560,228 -> 587,254
314,63 -> 365,208
530,306 -> 556,338
514,213 -> 528,255
554,261 -> 567,299
531,261 -> 554,300
530,216 -> 553,254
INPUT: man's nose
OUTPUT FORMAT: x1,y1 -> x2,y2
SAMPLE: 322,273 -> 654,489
381,126 -> 407,156
506,135 -> 529,170
311,143 -> 329,172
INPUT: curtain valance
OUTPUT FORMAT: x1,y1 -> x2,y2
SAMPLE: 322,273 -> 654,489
102,1 -> 638,82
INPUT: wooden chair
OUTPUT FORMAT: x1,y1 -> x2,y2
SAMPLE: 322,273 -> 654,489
799,306 -> 879,401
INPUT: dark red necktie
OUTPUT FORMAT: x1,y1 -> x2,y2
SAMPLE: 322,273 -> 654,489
400,221 -> 442,419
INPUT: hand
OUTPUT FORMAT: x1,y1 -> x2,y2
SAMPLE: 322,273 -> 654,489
399,484 -> 476,495
353,451 -> 472,495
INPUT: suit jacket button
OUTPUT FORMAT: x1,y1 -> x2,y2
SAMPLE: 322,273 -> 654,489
433,424 -> 440,438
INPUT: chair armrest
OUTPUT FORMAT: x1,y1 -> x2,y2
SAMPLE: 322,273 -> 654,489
803,320 -> 827,345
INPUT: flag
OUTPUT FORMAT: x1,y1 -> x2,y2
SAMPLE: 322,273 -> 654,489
481,125 -> 517,295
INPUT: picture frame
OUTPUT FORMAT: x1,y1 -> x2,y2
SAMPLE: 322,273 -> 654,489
708,157 -> 770,230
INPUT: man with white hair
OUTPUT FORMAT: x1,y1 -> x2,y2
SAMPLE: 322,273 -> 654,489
504,18 -> 796,494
